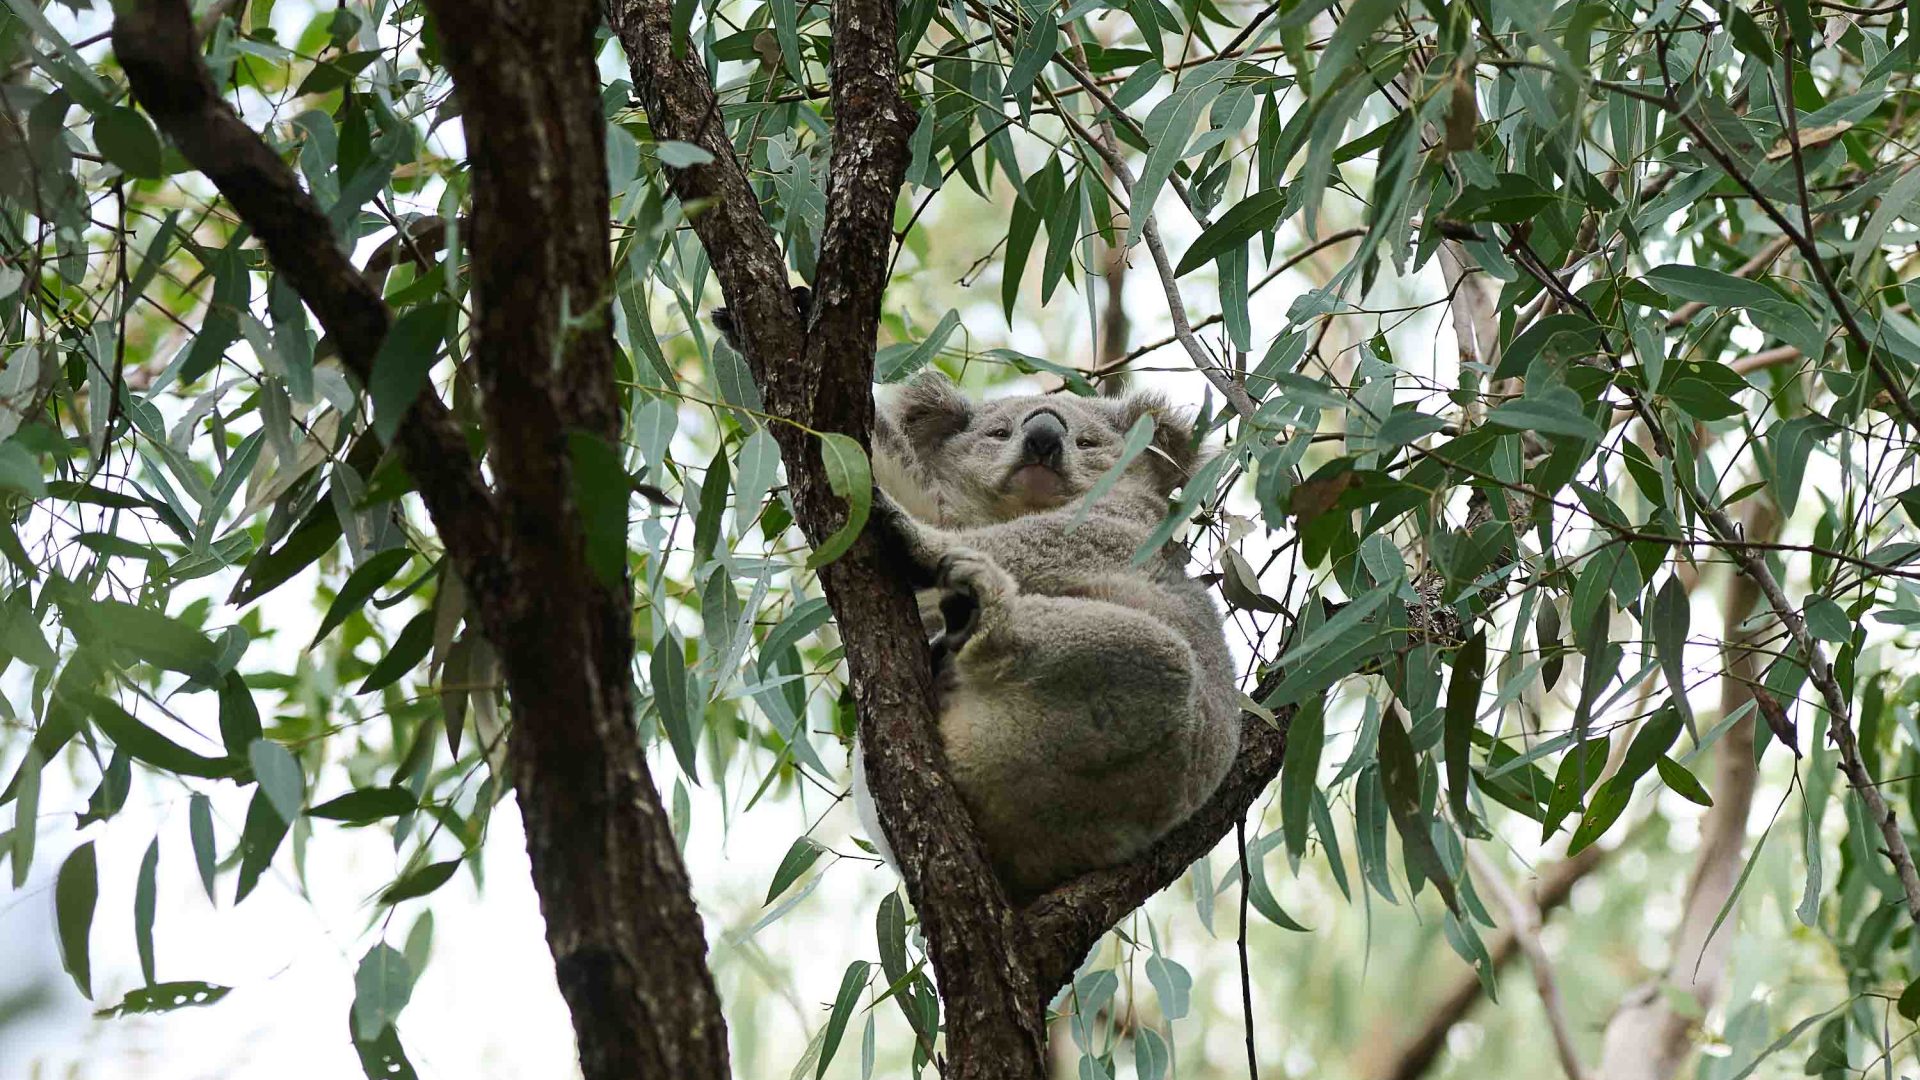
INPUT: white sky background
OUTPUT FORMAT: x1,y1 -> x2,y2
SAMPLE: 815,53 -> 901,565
1,0 -> 1825,1077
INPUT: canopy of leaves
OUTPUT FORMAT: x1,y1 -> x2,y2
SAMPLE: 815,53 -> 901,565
4,0 -> 1920,1077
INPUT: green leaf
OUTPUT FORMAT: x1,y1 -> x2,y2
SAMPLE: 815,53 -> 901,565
307,786 -> 419,823
0,441 -> 45,497
1004,11 -> 1059,123
95,981 -> 232,1018
766,836 -> 827,904
1377,707 -> 1458,913
1176,189 -> 1289,277
1801,595 -> 1851,642
217,672 -> 263,756
8,746 -> 39,888
1247,841 -> 1312,930
88,695 -> 238,780
93,106 -> 165,179
1899,975 -> 1920,1021
357,611 -> 435,694
313,549 -> 413,647
1642,264 -> 1782,310
817,960 -> 872,1079
234,788 -> 290,903
1485,390 -> 1600,442
1651,576 -> 1693,733
56,840 -> 98,998
655,141 -> 715,168
248,739 -> 305,823
369,304 -> 450,446
805,433 -> 873,570
351,1007 -> 420,1080
134,837 -> 159,985
571,432 -> 636,589
652,631 -> 698,782
1450,172 -> 1558,224
1444,631 -> 1487,836
1134,1027 -> 1171,1080
379,859 -> 461,905
692,444 -> 730,565
1280,693 -> 1324,862
0,595 -> 55,669
1125,72 -> 1228,248
189,793 -> 217,903
1723,2 -> 1774,64
63,597 -> 220,680
1656,755 -> 1713,806
1144,954 -> 1192,1021
1317,0 -> 1401,88
733,427 -> 781,536
876,309 -> 961,383
351,944 -> 414,1041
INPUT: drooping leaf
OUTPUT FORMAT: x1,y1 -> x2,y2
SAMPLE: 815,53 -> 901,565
1377,706 -> 1457,913
134,837 -> 159,985
357,611 -> 435,695
351,944 -> 414,1041
189,793 -> 217,903
379,859 -> 461,906
95,982 -> 232,1019
805,433 -> 872,570
55,840 -> 98,998
307,787 -> 419,824
313,549 -> 413,647
369,304 -> 451,445
766,836 -> 827,905
816,960 -> 872,1079
1443,631 -> 1487,836
248,739 -> 305,823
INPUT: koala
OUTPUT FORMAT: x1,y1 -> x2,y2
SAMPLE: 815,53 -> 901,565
854,371 -> 1241,900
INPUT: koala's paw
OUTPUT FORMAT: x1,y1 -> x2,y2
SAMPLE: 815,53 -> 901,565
935,547 -> 1015,653
872,490 -> 941,586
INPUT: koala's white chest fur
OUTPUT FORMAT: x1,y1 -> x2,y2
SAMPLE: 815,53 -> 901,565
853,373 -> 1241,899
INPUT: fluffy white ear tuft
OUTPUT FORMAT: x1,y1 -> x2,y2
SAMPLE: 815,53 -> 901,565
1111,392 -> 1202,493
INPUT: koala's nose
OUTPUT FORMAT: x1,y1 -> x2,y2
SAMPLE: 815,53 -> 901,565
1022,410 -> 1066,467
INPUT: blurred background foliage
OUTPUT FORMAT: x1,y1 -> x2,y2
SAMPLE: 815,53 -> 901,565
3,0 -> 1920,1077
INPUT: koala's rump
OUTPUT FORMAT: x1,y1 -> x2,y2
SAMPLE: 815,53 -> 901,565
935,627 -> 1230,899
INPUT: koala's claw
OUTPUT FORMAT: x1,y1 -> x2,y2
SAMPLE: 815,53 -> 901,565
934,547 -> 1015,653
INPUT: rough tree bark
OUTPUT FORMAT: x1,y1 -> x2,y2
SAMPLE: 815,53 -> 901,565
112,3 -> 731,1077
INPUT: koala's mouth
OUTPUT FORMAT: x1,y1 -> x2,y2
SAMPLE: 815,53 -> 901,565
1008,462 -> 1067,502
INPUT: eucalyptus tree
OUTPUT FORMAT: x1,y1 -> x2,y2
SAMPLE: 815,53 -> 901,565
4,0 -> 1920,1076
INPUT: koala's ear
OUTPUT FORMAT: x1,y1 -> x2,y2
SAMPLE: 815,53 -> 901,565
890,371 -> 973,457
1113,392 -> 1202,492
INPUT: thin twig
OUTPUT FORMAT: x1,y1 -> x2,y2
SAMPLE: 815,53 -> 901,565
1466,848 -> 1592,1080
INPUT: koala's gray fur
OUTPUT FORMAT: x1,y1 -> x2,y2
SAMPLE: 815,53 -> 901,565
856,371 -> 1240,900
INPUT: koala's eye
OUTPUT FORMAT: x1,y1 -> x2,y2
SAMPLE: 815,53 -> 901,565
987,426 -> 1012,439
1075,436 -> 1098,449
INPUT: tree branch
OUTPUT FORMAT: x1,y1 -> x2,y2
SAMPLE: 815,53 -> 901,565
1466,847 -> 1591,1080
1370,842 -> 1612,1080
117,3 -> 731,1075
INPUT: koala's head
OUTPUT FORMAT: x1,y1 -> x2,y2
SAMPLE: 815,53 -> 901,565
877,371 -> 1201,527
